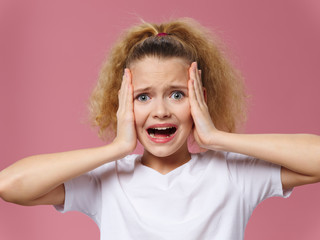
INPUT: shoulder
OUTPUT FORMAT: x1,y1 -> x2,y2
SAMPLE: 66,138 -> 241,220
195,150 -> 264,162
194,150 -> 246,163
117,154 -> 141,169
191,150 -> 228,173
194,150 -> 225,160
90,154 -> 142,177
194,150 -> 269,170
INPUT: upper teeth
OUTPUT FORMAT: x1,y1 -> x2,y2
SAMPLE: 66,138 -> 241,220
153,127 -> 173,130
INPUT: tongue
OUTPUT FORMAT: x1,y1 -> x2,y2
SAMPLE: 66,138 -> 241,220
154,133 -> 169,138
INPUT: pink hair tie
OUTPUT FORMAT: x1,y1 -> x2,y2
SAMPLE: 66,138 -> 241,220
157,32 -> 168,36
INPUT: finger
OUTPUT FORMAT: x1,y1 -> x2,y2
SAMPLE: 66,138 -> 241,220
188,76 -> 198,108
126,69 -> 134,110
192,63 -> 206,104
188,65 -> 203,111
188,79 -> 203,121
188,78 -> 195,102
118,72 -> 125,106
189,62 -> 200,101
189,62 -> 202,104
118,69 -> 130,115
121,69 -> 134,120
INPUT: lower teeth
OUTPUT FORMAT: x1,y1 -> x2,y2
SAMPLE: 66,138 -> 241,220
149,133 -> 172,138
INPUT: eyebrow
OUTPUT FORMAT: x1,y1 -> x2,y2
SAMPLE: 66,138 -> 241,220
133,85 -> 188,93
133,87 -> 152,93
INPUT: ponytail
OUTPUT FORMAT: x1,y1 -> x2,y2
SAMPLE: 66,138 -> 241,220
89,18 -> 247,139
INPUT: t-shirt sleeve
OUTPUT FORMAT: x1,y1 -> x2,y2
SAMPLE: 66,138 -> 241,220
54,170 -> 102,226
225,152 -> 293,209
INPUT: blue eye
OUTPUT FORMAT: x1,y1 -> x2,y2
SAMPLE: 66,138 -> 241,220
170,91 -> 184,100
137,94 -> 150,102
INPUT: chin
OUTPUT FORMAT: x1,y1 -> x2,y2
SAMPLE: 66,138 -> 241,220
140,139 -> 189,158
141,144 -> 173,157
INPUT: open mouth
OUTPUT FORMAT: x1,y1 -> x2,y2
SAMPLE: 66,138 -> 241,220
147,126 -> 177,138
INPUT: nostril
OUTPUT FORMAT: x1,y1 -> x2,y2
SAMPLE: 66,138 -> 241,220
154,107 -> 170,117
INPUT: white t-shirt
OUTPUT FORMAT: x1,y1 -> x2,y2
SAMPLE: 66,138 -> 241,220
55,150 -> 292,240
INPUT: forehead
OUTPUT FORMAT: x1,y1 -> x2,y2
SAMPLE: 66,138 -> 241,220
129,57 -> 190,87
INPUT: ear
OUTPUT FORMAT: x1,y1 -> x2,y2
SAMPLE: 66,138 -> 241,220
198,69 -> 207,103
203,87 -> 207,103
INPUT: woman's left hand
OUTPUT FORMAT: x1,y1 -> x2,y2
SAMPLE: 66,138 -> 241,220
188,62 -> 220,149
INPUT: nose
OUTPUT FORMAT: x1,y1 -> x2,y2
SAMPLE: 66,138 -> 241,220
151,99 -> 171,119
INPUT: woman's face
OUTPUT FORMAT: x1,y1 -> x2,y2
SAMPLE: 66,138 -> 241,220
130,57 -> 193,158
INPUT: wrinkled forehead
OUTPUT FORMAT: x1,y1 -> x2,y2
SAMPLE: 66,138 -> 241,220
130,57 -> 190,88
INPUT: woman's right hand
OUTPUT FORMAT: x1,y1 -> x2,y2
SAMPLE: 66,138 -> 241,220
113,68 -> 137,155
0,69 -> 138,206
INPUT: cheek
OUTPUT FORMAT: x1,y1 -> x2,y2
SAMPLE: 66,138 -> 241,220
133,103 -> 146,128
176,102 -> 193,124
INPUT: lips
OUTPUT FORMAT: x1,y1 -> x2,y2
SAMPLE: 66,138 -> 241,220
146,124 -> 178,143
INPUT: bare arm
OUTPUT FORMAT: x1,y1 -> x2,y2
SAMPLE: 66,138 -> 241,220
0,69 -> 136,206
188,62 -> 320,190
0,144 -> 129,205
211,132 -> 320,189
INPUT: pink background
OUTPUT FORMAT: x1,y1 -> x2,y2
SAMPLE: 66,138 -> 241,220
0,0 -> 319,239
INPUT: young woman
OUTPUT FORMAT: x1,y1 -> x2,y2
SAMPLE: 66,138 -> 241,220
0,18 -> 319,240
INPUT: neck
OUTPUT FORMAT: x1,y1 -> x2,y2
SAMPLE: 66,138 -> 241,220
141,142 -> 191,175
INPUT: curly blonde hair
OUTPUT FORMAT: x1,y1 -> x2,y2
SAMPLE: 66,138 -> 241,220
89,18 -> 247,140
